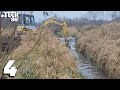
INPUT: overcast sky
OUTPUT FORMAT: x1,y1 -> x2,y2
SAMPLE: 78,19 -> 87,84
32,11 -> 112,23
33,11 -> 97,23
33,11 -> 87,22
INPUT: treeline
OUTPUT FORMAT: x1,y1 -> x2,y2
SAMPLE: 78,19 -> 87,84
53,11 -> 120,27
63,18 -> 106,26
35,11 -> 120,29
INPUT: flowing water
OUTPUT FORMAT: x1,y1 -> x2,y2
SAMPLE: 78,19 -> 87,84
59,37 -> 108,79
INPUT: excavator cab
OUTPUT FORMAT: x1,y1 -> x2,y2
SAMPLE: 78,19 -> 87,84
17,14 -> 37,32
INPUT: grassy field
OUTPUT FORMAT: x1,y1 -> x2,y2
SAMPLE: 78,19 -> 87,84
67,27 -> 78,36
76,21 -> 120,79
3,29 -> 83,79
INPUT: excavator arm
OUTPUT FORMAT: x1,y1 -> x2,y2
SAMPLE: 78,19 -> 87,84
37,18 -> 68,39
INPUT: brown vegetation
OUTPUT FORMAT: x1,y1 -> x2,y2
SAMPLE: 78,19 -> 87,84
5,29 -> 82,79
76,21 -> 120,78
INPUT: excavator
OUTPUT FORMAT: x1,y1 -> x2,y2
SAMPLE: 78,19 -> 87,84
16,13 -> 68,45
17,13 -> 36,32
36,18 -> 68,39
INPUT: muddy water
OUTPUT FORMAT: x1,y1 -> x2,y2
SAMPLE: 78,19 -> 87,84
59,37 -> 108,79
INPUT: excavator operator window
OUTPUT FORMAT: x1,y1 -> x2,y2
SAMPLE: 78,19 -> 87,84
24,15 -> 31,25
24,14 -> 35,26
31,16 -> 35,26
18,14 -> 22,25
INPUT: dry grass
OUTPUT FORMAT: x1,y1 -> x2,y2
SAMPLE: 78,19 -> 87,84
6,29 -> 82,79
78,25 -> 98,31
1,28 -> 14,36
0,59 -> 2,78
67,27 -> 78,37
76,21 -> 120,78
0,26 -> 17,78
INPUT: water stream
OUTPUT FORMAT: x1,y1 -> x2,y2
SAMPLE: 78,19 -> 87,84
59,37 -> 108,79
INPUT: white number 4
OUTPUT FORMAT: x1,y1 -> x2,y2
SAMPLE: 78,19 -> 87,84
4,60 -> 17,77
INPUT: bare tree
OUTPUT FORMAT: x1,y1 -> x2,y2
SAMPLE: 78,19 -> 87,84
109,11 -> 118,20
112,11 -> 117,20
97,11 -> 105,20
87,11 -> 97,20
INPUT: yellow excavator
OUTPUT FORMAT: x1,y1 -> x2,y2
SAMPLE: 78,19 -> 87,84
17,14 -> 68,44
36,18 -> 68,39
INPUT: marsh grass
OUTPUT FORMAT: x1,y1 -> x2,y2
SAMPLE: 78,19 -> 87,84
6,29 -> 82,79
77,21 -> 120,78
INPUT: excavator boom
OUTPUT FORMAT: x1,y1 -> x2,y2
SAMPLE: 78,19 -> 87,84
37,18 -> 68,39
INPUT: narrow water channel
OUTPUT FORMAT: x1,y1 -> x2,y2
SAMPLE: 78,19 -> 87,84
59,37 -> 108,79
